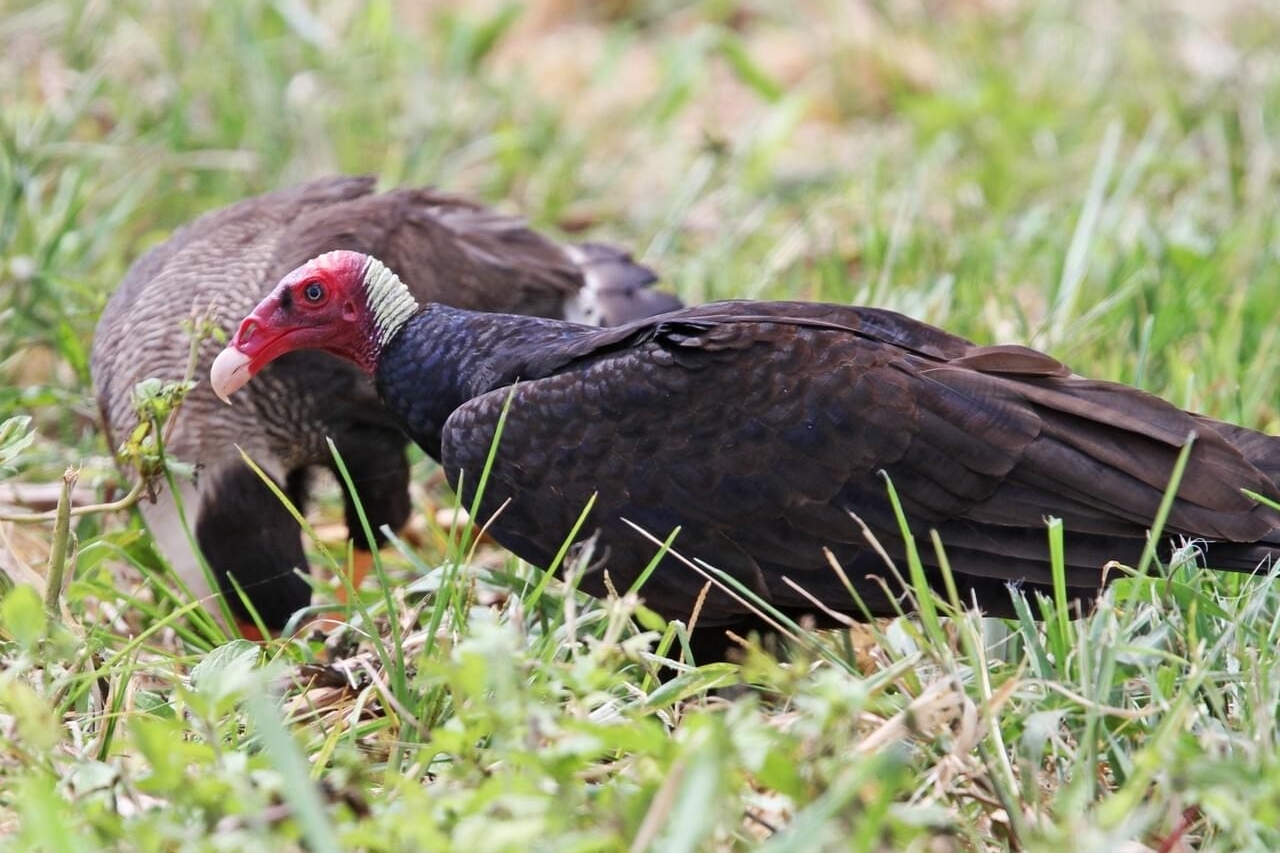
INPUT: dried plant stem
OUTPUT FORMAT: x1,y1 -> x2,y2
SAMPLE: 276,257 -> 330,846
0,477 -> 146,524
45,467 -> 78,620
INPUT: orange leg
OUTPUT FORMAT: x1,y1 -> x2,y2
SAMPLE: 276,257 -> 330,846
236,619 -> 268,642
339,548 -> 376,603
304,548 -> 378,634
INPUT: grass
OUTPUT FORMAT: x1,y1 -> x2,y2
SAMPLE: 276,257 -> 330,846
3,0 -> 1280,849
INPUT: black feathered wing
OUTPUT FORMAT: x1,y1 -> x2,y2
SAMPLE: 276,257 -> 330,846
438,303 -> 1280,625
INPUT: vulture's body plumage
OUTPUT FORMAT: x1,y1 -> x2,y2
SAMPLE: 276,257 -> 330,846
92,178 -> 679,632
213,252 -> 1280,660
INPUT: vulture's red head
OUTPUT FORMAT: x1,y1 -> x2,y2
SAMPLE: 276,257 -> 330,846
210,250 -> 419,403
212,249 -> 417,402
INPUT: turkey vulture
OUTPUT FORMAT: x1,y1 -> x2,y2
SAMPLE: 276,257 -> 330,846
210,250 -> 1280,660
92,178 -> 679,637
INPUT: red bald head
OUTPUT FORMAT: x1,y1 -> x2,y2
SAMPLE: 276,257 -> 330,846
210,251 -> 414,402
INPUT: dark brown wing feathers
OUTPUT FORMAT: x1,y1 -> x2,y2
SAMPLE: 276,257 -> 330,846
434,300 -> 1280,627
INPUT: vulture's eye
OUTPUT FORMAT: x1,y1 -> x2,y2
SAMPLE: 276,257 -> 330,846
303,281 -> 325,302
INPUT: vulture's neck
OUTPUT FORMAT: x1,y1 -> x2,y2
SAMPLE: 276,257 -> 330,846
374,305 -> 598,460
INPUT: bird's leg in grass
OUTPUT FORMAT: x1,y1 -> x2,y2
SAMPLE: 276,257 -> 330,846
303,547 -> 377,634
197,463 -> 314,636
304,431 -> 414,631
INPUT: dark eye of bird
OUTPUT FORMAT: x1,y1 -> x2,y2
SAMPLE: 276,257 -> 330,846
303,281 -> 324,302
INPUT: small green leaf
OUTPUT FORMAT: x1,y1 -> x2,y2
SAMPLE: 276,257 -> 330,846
131,716 -> 189,791
0,415 -> 36,479
0,678 -> 61,752
189,639 -> 262,701
1,584 -> 48,647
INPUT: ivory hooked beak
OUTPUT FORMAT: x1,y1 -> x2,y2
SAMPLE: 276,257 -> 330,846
210,346 -> 253,404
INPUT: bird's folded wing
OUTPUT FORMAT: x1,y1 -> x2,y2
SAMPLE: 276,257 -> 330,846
437,307 -> 1280,616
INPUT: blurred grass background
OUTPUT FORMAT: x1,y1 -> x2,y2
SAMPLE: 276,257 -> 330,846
3,0 -> 1280,850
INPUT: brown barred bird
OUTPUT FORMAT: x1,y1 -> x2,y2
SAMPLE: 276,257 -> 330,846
210,250 -> 1280,660
92,178 -> 679,637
